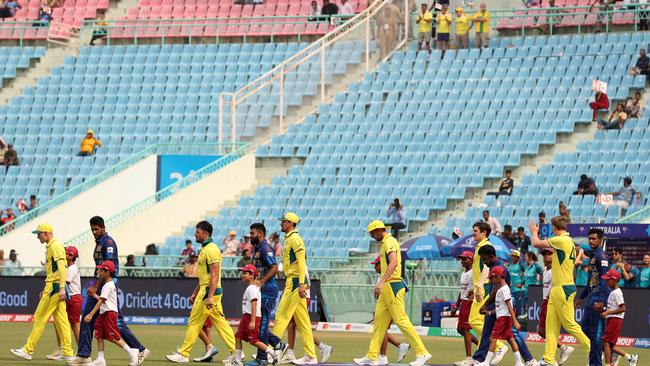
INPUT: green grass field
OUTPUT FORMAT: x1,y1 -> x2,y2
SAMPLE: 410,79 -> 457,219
1,323 -> 648,365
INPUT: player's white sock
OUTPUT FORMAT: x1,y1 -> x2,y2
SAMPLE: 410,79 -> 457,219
318,343 -> 327,352
484,351 -> 494,364
287,348 -> 295,355
97,351 -> 105,360
624,354 -> 632,360
236,350 -> 243,361
266,346 -> 274,354
122,344 -> 131,353
207,344 -> 214,351
513,351 -> 523,363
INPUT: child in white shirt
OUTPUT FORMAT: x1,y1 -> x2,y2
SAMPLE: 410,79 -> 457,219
600,269 -> 638,366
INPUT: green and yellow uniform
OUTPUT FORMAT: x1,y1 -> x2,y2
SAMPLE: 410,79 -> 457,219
543,233 -> 591,363
178,238 -> 235,357
473,10 -> 490,33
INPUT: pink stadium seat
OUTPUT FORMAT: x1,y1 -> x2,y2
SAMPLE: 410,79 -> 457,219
184,6 -> 196,18
195,5 -> 207,18
206,7 -> 218,17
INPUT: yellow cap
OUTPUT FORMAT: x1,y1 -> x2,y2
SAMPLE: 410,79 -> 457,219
228,230 -> 236,236
367,220 -> 386,233
32,223 -> 53,234
279,212 -> 300,224
510,250 -> 521,257
456,6 -> 463,12
87,129 -> 94,135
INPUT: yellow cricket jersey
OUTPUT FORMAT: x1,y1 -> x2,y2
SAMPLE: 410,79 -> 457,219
472,238 -> 491,288
80,137 -> 102,154
197,239 -> 222,287
473,10 -> 490,33
417,11 -> 433,33
456,14 -> 469,35
45,238 -> 67,286
283,230 -> 306,283
380,233 -> 402,282
436,12 -> 452,33
547,233 -> 576,287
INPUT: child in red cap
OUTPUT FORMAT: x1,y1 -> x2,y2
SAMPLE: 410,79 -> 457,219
452,250 -> 478,365
600,269 -> 639,366
83,261 -> 139,366
232,264 -> 277,366
477,266 -> 524,366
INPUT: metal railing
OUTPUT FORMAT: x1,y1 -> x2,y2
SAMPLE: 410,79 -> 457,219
64,142 -> 250,247
0,20 -> 49,46
616,206 -> 650,223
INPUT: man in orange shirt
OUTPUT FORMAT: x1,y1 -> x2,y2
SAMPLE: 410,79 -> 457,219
78,129 -> 102,156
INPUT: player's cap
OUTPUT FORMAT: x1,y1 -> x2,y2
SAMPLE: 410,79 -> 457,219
457,250 -> 474,259
65,246 -> 79,258
32,223 -> 53,234
239,263 -> 258,276
601,269 -> 621,281
510,250 -> 521,257
540,247 -> 554,255
455,6 -> 463,12
367,220 -> 386,233
96,261 -> 115,275
86,129 -> 94,135
489,265 -> 506,278
228,230 -> 236,236
371,256 -> 381,265
279,212 -> 300,224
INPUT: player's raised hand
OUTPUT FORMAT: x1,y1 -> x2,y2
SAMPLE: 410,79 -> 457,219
528,219 -> 539,236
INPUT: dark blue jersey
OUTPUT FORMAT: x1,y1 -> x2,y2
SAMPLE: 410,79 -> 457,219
252,239 -> 278,299
579,246 -> 610,306
93,233 -> 120,279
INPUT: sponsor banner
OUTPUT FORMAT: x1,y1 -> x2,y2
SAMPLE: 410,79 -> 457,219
635,338 -> 650,348
527,331 -> 636,348
157,155 -> 221,191
568,224 -> 650,238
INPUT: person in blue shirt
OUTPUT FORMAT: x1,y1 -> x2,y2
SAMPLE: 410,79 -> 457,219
507,250 -> 525,318
610,248 -> 638,288
249,223 -> 287,366
640,254 -> 650,288
576,229 -> 610,366
68,216 -> 150,365
522,251 -> 543,318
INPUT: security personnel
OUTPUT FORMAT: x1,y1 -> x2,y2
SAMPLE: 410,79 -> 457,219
530,216 -> 590,366
167,220 -> 236,363
576,228 -> 610,366
272,212 -> 317,365
353,220 -> 431,366
70,216 -> 148,365
10,223 -> 74,361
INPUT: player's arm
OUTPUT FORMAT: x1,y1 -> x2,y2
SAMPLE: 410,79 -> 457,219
506,298 -> 520,329
84,297 -> 104,322
475,265 -> 490,301
259,248 -> 278,287
375,250 -> 397,300
594,254 -> 611,307
601,303 -> 626,318
189,284 -> 200,304
528,219 -> 550,249
53,247 -> 67,301
206,261 -> 220,309
296,241 -> 308,298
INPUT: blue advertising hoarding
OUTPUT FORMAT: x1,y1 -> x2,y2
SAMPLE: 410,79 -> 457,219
157,155 -> 221,191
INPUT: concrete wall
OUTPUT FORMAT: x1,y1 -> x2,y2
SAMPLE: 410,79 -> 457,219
0,156 -> 158,267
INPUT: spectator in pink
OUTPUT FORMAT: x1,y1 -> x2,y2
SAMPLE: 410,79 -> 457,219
589,90 -> 609,122
269,232 -> 282,256
238,235 -> 253,256
308,0 -> 321,21
222,230 -> 240,256
339,0 -> 354,15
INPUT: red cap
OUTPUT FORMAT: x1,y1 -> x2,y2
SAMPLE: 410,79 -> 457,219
457,250 -> 474,259
65,246 -> 78,258
371,256 -> 381,265
489,265 -> 506,277
601,269 -> 621,281
96,261 -> 115,275
239,263 -> 258,277
540,247 -> 554,255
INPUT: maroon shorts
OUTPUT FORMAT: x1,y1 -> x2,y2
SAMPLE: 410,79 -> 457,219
66,294 -> 82,325
457,300 -> 472,330
203,318 -> 212,332
94,311 -> 121,341
491,316 -> 514,340
538,299 -> 548,332
602,317 -> 623,344
236,314 -> 261,344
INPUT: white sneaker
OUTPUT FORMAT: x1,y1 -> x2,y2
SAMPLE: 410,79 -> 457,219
10,348 -> 32,361
89,358 -> 106,366
292,356 -> 318,365
353,356 -> 379,366
231,359 -> 244,366
557,345 -> 574,365
166,352 -> 189,363
454,359 -> 473,366
66,356 -> 93,365
48,349 -> 64,361
223,353 -> 243,364
320,344 -> 333,363
128,348 -> 140,366
525,360 -> 539,366
409,353 -> 432,366
397,343 -> 410,362
139,348 -> 152,364
475,362 -> 489,366
280,352 -> 296,364
378,355 -> 389,365
629,354 -> 639,366
194,345 -> 219,362
491,346 -> 508,365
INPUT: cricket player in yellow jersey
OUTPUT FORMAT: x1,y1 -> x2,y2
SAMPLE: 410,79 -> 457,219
353,220 -> 431,366
529,216 -> 590,366
10,224 -> 74,361
166,221 -> 236,363
468,222 -> 507,364
272,212 -> 317,365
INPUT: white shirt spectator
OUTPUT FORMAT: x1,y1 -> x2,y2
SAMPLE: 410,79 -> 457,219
542,269 -> 552,300
494,284 -> 512,318
66,263 -> 81,296
485,217 -> 502,234
339,0 -> 355,15
242,284 -> 262,316
4,258 -> 22,276
99,281 -> 118,314
460,269 -> 473,300
606,288 -> 625,319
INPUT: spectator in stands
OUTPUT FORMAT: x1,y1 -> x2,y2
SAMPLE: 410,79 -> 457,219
451,227 -> 462,240
558,201 -> 571,224
0,0 -> 22,19
632,191 -> 644,208
589,90 -> 609,122
624,92 -> 643,118
376,0 -> 400,59
15,199 -> 28,214
28,195 -> 37,211
435,5 -> 451,54
481,209 -> 501,235
597,103 -> 627,130
604,177 -> 636,209
487,169 -> 513,198
1,208 -> 16,225
78,129 -> 102,156
89,12 -> 108,46
499,224 -> 515,243
4,249 -> 23,276
122,254 -> 136,276
4,144 -> 18,169
180,251 -> 198,278
181,239 -> 193,257
386,198 -> 406,239
454,7 -> 470,49
269,232 -> 282,256
537,211 -> 547,239
640,3 -> 649,31
0,137 -> 7,165
640,254 -> 650,288
416,3 -> 433,55
514,227 -> 530,257
573,242 -> 589,286
222,230 -> 239,256
573,174 -> 598,195
0,249 -> 4,268
238,234 -> 253,255
611,248 -> 638,288
321,0 -> 339,17
36,5 -> 53,26
472,2 -> 490,49
308,0 -> 321,21
629,48 -> 649,76
237,248 -> 252,268
338,0 -> 354,15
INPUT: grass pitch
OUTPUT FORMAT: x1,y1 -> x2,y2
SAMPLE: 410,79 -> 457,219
1,323 -> 648,365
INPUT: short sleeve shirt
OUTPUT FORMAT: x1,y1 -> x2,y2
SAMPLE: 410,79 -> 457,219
94,233 -> 119,278
380,233 -> 402,282
45,238 -> 66,283
472,239 -> 492,292
242,284 -> 262,316
509,262 -> 524,292
460,269 -> 473,300
99,281 -> 118,314
436,12 -> 452,33
524,262 -> 544,287
640,267 -> 650,288
495,284 -> 512,318
606,288 -> 625,319
473,10 -> 490,33
282,230 -> 305,279
456,14 -> 470,35
417,11 -> 433,33
548,233 -> 576,286
66,263 -> 81,296
252,240 -> 279,298
198,240 -> 222,287
542,269 -> 552,299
